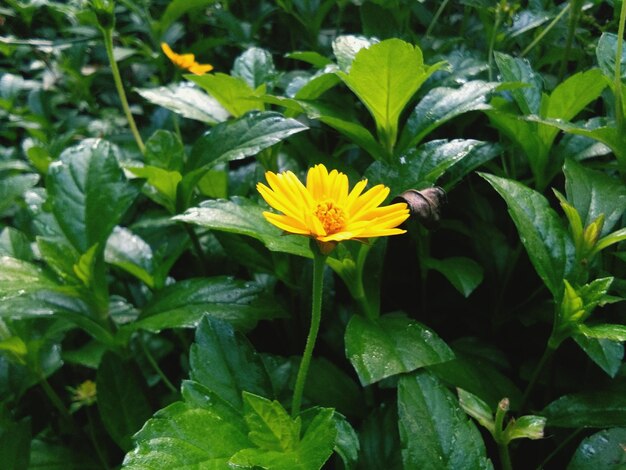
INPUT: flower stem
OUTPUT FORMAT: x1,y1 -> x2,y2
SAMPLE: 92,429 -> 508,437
494,398 -> 513,470
101,27 -> 145,154
558,0 -> 583,80
614,0 -> 626,136
425,0 -> 450,38
520,343 -> 556,411
488,4 -> 503,81
140,337 -> 178,395
521,3 -> 570,58
40,375 -> 74,428
291,248 -> 326,417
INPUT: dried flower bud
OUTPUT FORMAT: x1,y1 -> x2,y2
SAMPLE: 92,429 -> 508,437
393,187 -> 446,230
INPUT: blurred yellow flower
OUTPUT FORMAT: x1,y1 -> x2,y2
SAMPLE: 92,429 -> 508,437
68,380 -> 97,412
161,42 -> 214,75
257,164 -> 409,253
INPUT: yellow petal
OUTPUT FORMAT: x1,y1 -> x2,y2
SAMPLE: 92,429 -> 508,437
263,212 -> 310,235
189,63 -> 214,75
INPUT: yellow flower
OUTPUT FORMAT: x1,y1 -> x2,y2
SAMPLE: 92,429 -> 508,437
161,42 -> 214,75
68,380 -> 97,412
257,164 -> 409,252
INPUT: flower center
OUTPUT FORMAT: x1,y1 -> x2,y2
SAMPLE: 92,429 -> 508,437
314,201 -> 346,234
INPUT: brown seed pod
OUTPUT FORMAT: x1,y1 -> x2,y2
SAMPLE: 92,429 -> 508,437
393,187 -> 446,230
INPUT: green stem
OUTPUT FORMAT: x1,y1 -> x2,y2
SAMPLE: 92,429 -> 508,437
488,5 -> 503,81
87,406 -> 111,470
521,3 -> 570,57
520,343 -> 556,411
494,398 -> 513,470
536,428 -> 583,469
291,247 -> 326,417
558,0 -> 583,80
101,28 -> 145,154
425,0 -> 450,37
614,0 -> 626,136
141,337 -> 178,394
40,376 -> 74,427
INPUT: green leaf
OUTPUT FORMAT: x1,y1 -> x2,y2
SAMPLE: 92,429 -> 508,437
189,316 -> 273,410
333,412 -> 360,469
366,139 -> 490,195
123,387 -> 251,468
564,159 -> 626,236
36,236 -> 80,283
542,389 -> 626,428
73,243 -> 99,287
480,173 -> 574,299
104,227 -> 154,288
233,47 -> 276,89
174,197 -> 312,258
338,38 -> 442,150
130,276 -> 284,333
297,100 -> 387,161
540,69 -> 607,148
144,130 -> 184,171
229,406 -> 337,470
97,352 -> 153,451
46,139 -> 140,254
0,228 -> 33,261
159,0 -> 219,34
285,51 -> 333,68
0,256 -> 60,296
596,33 -> 626,81
125,165 -> 181,213
187,73 -> 263,118
136,83 -> 229,124
187,111 -> 308,172
504,415 -> 546,441
357,404 -> 402,469
398,372 -> 493,470
332,35 -> 378,71
345,313 -> 454,386
493,52 -> 543,115
578,324 -> 626,342
568,427 -> 626,469
425,256 -> 484,298
573,335 -> 624,378
430,349 -> 523,411
0,416 -> 30,470
0,173 -> 39,213
398,81 -> 498,151
457,388 -> 495,434
30,438 -> 99,469
243,392 -> 300,452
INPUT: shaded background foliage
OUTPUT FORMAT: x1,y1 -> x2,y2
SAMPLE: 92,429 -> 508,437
1,0 -> 626,469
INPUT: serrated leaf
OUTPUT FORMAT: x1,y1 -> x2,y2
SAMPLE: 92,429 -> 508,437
568,427 -> 626,469
123,393 -> 250,468
542,389 -> 626,428
124,165 -> 181,213
398,81 -> 498,151
398,372 -> 493,470
229,407 -> 336,470
480,173 -> 574,299
332,35 -> 378,71
97,352 -> 152,451
426,256 -> 484,298
189,316 -> 273,410
242,392 -> 300,452
46,139 -> 140,254
338,39 -> 441,150
345,313 -> 454,386
136,83 -> 229,124
175,197 -> 312,258
564,159 -> 626,237
187,73 -> 263,118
